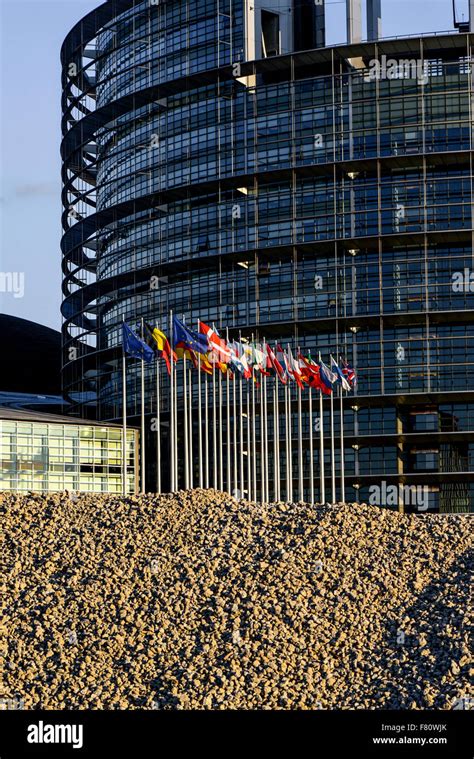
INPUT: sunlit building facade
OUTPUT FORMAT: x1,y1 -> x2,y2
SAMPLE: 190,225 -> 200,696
0,409 -> 138,494
61,0 -> 474,511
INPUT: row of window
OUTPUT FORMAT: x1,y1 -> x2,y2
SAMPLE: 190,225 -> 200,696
0,424 -> 137,494
83,6 -> 470,108
98,94 -> 469,163
94,129 -> 471,206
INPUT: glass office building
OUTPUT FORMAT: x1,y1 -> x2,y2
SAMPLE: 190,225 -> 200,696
61,0 -> 474,511
0,409 -> 138,494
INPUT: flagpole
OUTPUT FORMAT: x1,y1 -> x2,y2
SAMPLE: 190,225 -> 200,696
219,368 -> 224,492
330,386 -> 336,504
284,382 -> 290,502
259,369 -> 265,503
155,356 -> 161,494
183,350 -> 189,490
225,328 -> 231,494
287,346 -> 293,502
226,368 -> 231,494
287,380 -> 293,502
140,317 -> 146,494
239,371 -> 244,498
233,370 -> 238,496
297,346 -> 304,503
251,336 -> 257,501
297,384 -> 304,502
262,341 -> 269,503
308,385 -> 314,505
204,371 -> 209,489
252,376 -> 257,500
197,342 -> 203,489
319,389 -> 325,504
174,352 -> 178,488
246,381 -> 251,500
188,365 -> 194,489
273,377 -> 280,502
121,317 -> 127,495
169,311 -> 175,491
340,385 -> 345,503
235,331 -> 244,498
212,360 -> 217,489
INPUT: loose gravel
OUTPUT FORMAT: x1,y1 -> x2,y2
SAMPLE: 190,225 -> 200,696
2,489 -> 472,709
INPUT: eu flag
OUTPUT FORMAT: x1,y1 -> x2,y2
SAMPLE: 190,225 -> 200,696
122,322 -> 154,363
173,317 -> 209,355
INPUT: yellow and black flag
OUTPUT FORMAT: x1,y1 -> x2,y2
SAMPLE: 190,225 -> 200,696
144,322 -> 176,375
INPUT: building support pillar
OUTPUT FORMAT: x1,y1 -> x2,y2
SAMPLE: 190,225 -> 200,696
346,0 -> 362,44
367,0 -> 381,41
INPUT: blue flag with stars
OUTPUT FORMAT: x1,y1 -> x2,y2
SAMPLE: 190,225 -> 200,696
122,322 -> 154,363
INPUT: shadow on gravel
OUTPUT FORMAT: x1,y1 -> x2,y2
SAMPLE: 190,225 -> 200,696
375,548 -> 472,709
148,675 -> 181,709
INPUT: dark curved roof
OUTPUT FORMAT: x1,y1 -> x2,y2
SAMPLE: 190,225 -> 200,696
0,315 -> 61,395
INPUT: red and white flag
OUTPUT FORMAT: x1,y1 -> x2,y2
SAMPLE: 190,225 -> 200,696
198,321 -> 231,363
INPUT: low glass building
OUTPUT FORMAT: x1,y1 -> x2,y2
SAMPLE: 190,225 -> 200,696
0,409 -> 138,494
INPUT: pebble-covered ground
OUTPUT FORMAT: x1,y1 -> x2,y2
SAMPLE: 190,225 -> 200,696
2,489 -> 472,710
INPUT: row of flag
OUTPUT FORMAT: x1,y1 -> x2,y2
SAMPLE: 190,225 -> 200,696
122,317 -> 357,394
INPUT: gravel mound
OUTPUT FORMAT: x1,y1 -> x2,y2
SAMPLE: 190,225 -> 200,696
2,489 -> 472,709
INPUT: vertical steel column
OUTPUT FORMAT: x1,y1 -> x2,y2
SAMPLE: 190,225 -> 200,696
367,0 -> 382,41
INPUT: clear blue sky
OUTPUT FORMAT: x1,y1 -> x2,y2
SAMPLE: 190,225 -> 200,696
0,0 -> 458,331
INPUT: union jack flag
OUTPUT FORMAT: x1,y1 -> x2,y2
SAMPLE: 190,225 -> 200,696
341,357 -> 357,388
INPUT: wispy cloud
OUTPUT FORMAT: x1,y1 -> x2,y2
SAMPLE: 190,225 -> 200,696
15,182 -> 59,197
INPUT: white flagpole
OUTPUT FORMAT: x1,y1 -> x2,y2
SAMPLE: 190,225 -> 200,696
225,329 -> 232,494
169,311 -> 175,491
219,367 -> 223,491
259,370 -> 265,503
319,389 -> 325,504
140,318 -> 146,494
284,380 -> 289,501
183,350 -> 189,489
188,365 -> 193,489
204,371 -> 209,488
155,356 -> 161,494
262,347 -> 269,502
273,376 -> 280,502
239,370 -> 244,498
287,346 -> 294,503
288,383 -> 293,501
197,345 -> 203,489
340,384 -> 346,503
309,386 -> 314,505
246,381 -> 251,500
121,317 -> 128,495
174,355 -> 178,488
330,387 -> 336,504
236,332 -> 244,499
212,360 -> 217,489
233,371 -> 238,495
297,351 -> 303,503
297,384 -> 303,502
173,313 -> 179,490
226,368 -> 231,494
251,338 -> 257,501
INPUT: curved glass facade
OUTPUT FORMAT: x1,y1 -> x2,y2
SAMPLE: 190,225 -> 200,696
61,1 -> 474,510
